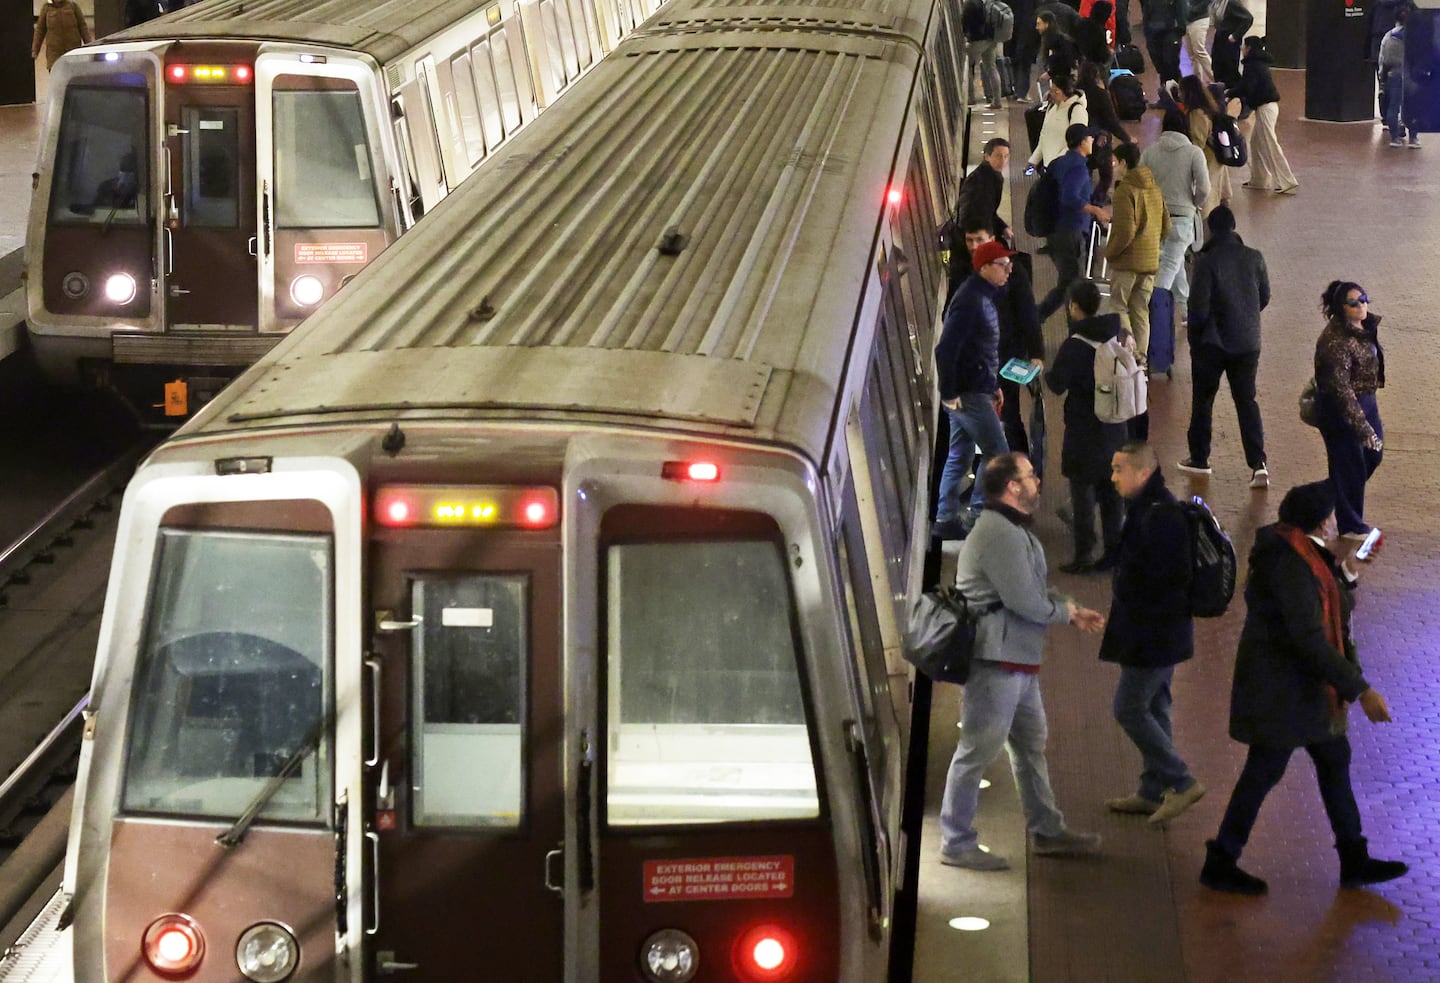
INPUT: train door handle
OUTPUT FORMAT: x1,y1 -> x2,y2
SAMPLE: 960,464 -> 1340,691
365,659 -> 382,767
544,845 -> 564,895
376,951 -> 419,974
169,286 -> 191,297
365,831 -> 381,935
248,236 -> 258,257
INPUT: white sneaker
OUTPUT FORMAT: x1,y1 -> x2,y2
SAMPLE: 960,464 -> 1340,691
1390,138 -> 1406,148
1250,465 -> 1269,489
1409,135 -> 1422,148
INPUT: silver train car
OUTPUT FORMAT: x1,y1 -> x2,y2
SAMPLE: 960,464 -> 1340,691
26,0 -> 663,419
65,0 -> 972,975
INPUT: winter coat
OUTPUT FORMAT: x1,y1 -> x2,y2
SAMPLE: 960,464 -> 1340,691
936,275 -> 1005,400
1143,0 -> 1186,35
1075,1 -> 1114,64
949,261 -> 1044,366
956,504 -> 1073,668
1188,230 -> 1269,353
955,161 -> 1009,242
1229,526 -> 1369,748
1079,74 -> 1130,144
1045,313 -> 1130,481
32,0 -> 93,70
1105,164 -> 1169,272
1315,313 -> 1386,443
1378,25 -> 1404,84
1029,92 -> 1089,166
1048,147 -> 1095,233
1139,130 -> 1209,219
1229,48 -> 1281,110
1369,0 -> 1409,61
1098,469 -> 1194,668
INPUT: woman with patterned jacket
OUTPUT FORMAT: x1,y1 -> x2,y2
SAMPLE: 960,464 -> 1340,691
1314,280 -> 1386,540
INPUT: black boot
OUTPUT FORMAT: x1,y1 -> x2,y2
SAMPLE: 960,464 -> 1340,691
1200,839 -> 1268,895
1338,838 -> 1409,889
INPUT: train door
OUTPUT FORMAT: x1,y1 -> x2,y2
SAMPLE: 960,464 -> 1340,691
163,70 -> 258,331
366,510 -> 564,979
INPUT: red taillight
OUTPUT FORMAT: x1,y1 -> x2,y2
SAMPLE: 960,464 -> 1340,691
169,64 -> 187,82
522,500 -> 551,526
734,924 -> 797,981
235,65 -> 252,82
661,460 -> 722,483
142,914 -> 205,976
886,186 -> 903,207
385,498 -> 414,524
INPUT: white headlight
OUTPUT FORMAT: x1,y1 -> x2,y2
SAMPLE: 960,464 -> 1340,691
103,273 -> 137,304
235,922 -> 298,982
640,929 -> 698,983
290,275 -> 325,307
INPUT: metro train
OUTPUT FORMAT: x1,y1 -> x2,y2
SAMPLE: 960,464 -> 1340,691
25,0 -> 663,420
63,0 -> 973,976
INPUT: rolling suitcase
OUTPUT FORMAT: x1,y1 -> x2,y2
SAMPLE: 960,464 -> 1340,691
1147,286 -> 1175,376
1086,221 -> 1109,280
1115,42 -> 1145,75
1024,104 -> 1046,153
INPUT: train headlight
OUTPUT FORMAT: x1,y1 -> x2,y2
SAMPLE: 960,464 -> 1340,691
62,271 -> 90,299
142,913 -> 205,976
290,275 -> 325,307
236,922 -> 299,982
104,273 -> 138,305
640,929 -> 699,983
733,924 -> 798,981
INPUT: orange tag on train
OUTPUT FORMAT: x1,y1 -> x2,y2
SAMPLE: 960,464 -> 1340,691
164,379 -> 188,417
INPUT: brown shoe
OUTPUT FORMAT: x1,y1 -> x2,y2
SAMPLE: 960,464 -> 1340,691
1106,793 -> 1162,815
1148,782 -> 1206,826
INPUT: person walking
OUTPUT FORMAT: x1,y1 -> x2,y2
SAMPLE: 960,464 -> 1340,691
1178,74 -> 1230,212
1036,123 -> 1110,324
1314,281 -> 1386,540
1181,0 -> 1214,84
955,138 -> 1014,254
1100,442 -> 1206,823
963,0 -> 1006,108
1231,36 -> 1299,194
1105,142 -> 1168,357
1046,281 -> 1128,573
31,0 -> 93,71
1142,0 -> 1187,88
933,240 -> 1017,540
1009,0 -> 1043,100
1140,111 -> 1208,349
1379,9 -> 1420,149
1178,205 -> 1270,486
1029,77 -> 1089,168
939,452 -> 1107,869
1201,481 -> 1407,895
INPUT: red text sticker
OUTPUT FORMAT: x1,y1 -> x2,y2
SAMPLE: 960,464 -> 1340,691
294,242 -> 368,264
642,856 -> 795,903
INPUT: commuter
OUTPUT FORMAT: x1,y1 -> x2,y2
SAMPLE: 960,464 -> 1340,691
1201,481 -> 1407,895
1231,36 -> 1299,194
939,451 -> 1107,870
1009,0 -> 1043,100
126,0 -> 165,27
1100,441 -> 1206,824
933,241 -> 1016,540
1035,7 -> 1082,83
1141,0 -> 1186,87
1179,205 -> 1270,486
955,139 -> 1013,252
1368,0 -> 1411,66
31,0 -> 93,70
1178,74 -> 1230,212
963,0 -> 1006,108
1076,60 -> 1131,199
1045,281 -> 1127,573
1104,142 -> 1168,356
1181,0 -> 1214,84
1036,123 -> 1111,325
1379,9 -> 1420,148
1314,281 -> 1386,540
1075,0 -> 1116,67
1029,78 -> 1089,168
1139,111 -> 1208,337
1209,0 -> 1252,88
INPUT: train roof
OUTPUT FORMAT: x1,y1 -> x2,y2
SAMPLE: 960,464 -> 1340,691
190,0 -> 940,468
108,0 -> 490,63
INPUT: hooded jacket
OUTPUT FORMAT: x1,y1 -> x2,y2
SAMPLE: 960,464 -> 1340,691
32,0 -> 93,69
1030,92 -> 1089,167
1075,0 -> 1115,64
1188,229 -> 1269,353
1139,130 -> 1209,219
1105,164 -> 1169,273
1229,46 -> 1281,109
1044,312 -> 1129,482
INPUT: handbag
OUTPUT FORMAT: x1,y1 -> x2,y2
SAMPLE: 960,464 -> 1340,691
1299,378 -> 1320,428
902,588 -> 1001,685
1027,381 -> 1047,480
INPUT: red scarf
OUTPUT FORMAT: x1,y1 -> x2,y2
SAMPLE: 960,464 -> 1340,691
1275,524 -> 1348,722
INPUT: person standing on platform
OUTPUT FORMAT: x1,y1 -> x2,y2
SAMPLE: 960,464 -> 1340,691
1105,142 -> 1168,358
1201,481 -> 1407,895
1036,123 -> 1110,324
31,0 -> 93,71
933,241 -> 1016,541
955,139 -> 1014,252
1178,74 -> 1230,212
1181,0 -> 1214,83
1140,111 -> 1208,347
1029,78 -> 1089,168
939,452 -> 1107,870
1009,0 -> 1042,100
1231,36 -> 1299,194
1314,281 -> 1386,540
1178,205 -> 1270,486
1141,0 -> 1186,88
1379,9 -> 1420,148
1099,442 -> 1206,824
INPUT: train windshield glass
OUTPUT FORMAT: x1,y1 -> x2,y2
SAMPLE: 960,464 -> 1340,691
604,537 -> 820,825
48,86 -> 149,226
121,529 -> 333,824
272,86 -> 381,228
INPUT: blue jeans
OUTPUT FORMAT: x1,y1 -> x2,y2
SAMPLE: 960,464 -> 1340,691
940,662 -> 1066,852
1113,665 -> 1195,802
1156,213 -> 1195,312
1319,391 -> 1383,536
937,394 -> 1010,523
1382,68 -> 1416,140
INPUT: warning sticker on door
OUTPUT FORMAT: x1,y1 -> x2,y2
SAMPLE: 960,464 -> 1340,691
294,242 -> 368,264
642,856 -> 794,903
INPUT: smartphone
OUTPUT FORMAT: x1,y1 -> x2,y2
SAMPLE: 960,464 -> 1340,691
1354,527 -> 1383,561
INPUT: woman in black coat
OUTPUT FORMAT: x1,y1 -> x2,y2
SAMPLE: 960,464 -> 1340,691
1045,281 -> 1127,571
1201,481 -> 1407,895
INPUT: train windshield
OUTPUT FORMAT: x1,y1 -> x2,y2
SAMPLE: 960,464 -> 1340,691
604,537 -> 820,825
272,86 -> 381,228
121,530 -> 333,824
48,86 -> 149,226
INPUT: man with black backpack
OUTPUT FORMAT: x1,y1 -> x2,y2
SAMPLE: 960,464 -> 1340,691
1100,442 -> 1207,826
1035,124 -> 1111,325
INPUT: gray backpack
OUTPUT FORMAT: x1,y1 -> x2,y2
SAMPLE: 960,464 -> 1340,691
986,0 -> 1015,42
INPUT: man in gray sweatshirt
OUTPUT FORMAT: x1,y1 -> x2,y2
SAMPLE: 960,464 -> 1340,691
938,452 -> 1107,870
1139,112 -> 1209,328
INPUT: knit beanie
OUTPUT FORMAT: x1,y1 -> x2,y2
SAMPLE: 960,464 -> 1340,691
1208,204 -> 1237,235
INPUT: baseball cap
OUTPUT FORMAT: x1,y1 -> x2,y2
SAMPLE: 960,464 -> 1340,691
1065,122 -> 1099,148
971,239 -> 1017,271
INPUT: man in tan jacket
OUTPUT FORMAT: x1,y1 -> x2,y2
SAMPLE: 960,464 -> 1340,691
32,0 -> 94,71
1104,142 -> 1169,360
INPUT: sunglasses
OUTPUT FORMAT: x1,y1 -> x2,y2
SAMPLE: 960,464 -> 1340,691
1344,295 -> 1369,307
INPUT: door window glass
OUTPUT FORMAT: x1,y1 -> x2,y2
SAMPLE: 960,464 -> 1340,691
489,28 -> 527,133
470,41 -> 506,151
182,106 -> 239,227
122,530 -> 332,824
449,53 -> 487,165
272,86 -> 381,228
412,576 -> 527,828
49,86 -> 149,225
605,538 -> 819,825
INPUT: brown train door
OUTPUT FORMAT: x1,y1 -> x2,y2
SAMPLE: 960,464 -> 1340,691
163,69 -> 258,331
367,524 -> 564,980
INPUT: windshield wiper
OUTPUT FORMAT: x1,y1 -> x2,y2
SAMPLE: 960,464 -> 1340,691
216,712 -> 330,849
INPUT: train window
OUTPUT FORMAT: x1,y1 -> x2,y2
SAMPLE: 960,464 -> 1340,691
469,41 -> 507,150
604,538 -> 820,825
48,86 -> 149,226
488,28 -> 527,133
540,0 -> 574,89
566,0 -> 597,68
411,575 -> 526,828
272,87 -> 381,228
182,107 -> 239,228
121,530 -> 333,825
449,53 -> 488,165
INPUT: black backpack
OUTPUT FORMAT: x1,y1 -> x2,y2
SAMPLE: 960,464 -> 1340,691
1209,112 -> 1248,166
962,0 -> 994,40
1023,166 -> 1062,237
1179,496 -> 1237,618
1110,72 -> 1146,121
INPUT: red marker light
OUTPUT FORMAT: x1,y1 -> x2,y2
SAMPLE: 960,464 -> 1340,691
734,924 -> 797,981
661,460 -> 722,483
235,65 -> 252,82
386,499 -> 412,524
886,187 -> 903,207
142,914 -> 205,976
523,501 -> 549,526
169,64 -> 187,82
